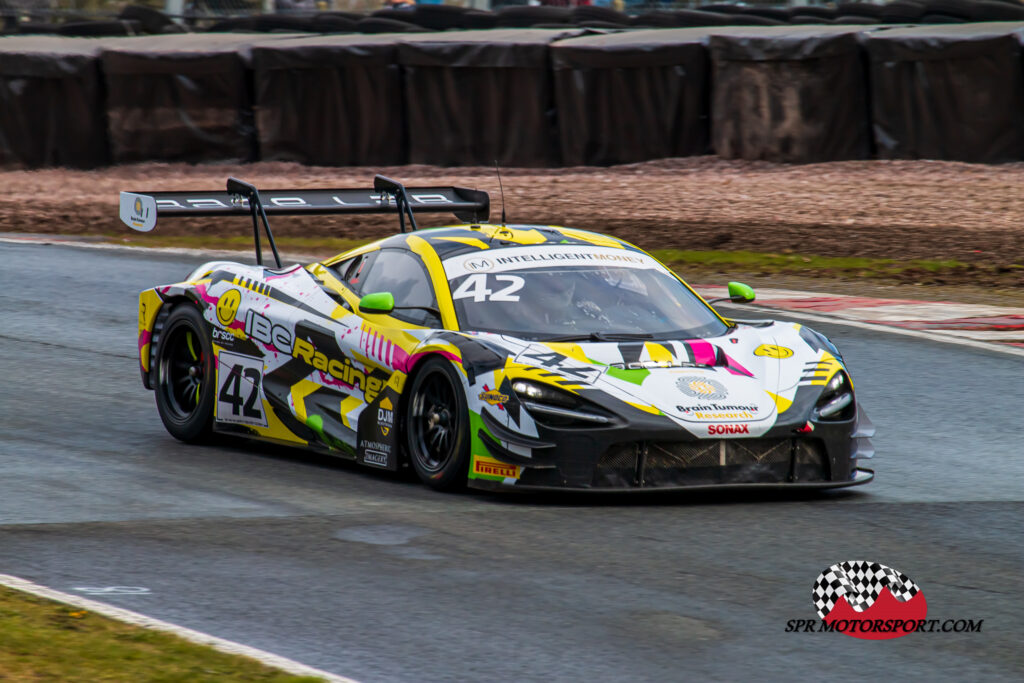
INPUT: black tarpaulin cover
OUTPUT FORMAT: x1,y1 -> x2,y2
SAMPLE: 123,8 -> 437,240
551,28 -> 715,166
397,28 -> 585,167
864,22 -> 1024,163
100,34 -> 300,164
709,25 -> 875,163
0,36 -> 111,168
250,34 -> 404,167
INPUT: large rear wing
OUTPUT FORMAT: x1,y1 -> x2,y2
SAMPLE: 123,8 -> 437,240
119,180 -> 489,232
119,174 -> 490,267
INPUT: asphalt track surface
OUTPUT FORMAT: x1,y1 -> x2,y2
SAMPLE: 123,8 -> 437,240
1,242 -> 1022,682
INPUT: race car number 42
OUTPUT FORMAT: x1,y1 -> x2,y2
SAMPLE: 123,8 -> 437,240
216,351 -> 268,427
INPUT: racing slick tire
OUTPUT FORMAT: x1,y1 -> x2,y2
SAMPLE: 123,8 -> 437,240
405,356 -> 470,491
154,304 -> 215,443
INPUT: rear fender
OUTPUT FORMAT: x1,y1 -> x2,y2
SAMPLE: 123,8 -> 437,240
137,284 -> 204,389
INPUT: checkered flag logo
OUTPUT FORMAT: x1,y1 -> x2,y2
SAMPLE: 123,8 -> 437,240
812,561 -> 921,620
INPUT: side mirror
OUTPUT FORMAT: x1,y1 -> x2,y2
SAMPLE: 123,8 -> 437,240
727,281 -> 756,303
707,282 -> 756,306
358,291 -> 395,315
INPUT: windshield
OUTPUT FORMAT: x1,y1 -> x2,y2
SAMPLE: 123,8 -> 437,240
442,245 -> 728,341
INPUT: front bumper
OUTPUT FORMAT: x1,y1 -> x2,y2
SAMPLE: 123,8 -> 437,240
470,402 -> 871,492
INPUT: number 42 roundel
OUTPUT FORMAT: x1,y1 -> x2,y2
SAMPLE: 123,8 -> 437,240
216,351 -> 268,427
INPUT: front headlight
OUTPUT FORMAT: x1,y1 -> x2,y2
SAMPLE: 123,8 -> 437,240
511,380 -> 578,408
815,371 -> 855,420
510,380 -> 615,427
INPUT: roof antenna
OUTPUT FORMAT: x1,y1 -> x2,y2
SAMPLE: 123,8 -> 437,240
495,160 -> 507,226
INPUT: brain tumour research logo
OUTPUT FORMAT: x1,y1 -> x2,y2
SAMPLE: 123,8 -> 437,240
812,561 -> 927,640
677,376 -> 727,400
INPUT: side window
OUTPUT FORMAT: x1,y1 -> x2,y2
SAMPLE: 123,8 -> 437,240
358,249 -> 440,327
330,257 -> 356,281
330,252 -> 377,295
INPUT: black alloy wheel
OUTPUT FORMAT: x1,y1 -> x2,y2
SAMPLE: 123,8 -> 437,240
155,304 -> 214,442
406,356 -> 470,490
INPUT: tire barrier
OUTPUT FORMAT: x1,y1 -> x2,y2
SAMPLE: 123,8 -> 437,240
397,28 -> 583,167
552,28 -> 711,166
0,36 -> 111,168
865,22 -> 1024,163
2,22 -> 1024,169
250,34 -> 405,166
100,34 -> 282,164
709,26 -> 872,163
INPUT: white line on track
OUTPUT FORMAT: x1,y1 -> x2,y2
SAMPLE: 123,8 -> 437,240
0,573 -> 359,683
3,234 -> 1022,359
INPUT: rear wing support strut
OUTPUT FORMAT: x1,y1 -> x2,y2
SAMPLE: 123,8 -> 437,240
226,177 -> 282,268
375,174 -> 418,234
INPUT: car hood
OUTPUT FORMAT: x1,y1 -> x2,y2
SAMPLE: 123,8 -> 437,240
492,320 -> 826,436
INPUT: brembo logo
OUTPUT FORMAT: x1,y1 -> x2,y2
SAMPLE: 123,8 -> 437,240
707,424 -> 749,435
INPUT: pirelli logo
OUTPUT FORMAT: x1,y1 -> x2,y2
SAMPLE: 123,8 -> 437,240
473,457 -> 520,480
233,275 -> 270,296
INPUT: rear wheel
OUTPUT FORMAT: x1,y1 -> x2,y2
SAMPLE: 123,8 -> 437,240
155,304 -> 214,442
406,357 -> 470,490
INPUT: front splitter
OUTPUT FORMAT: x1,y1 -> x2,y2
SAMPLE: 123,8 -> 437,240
469,468 -> 874,494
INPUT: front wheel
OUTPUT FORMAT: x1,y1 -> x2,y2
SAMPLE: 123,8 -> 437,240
405,357 -> 470,490
154,304 -> 214,442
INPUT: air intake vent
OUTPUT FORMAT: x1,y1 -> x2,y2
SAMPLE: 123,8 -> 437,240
594,439 -> 829,488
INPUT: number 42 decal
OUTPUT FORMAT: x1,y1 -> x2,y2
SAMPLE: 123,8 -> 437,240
216,351 -> 268,427
451,274 -> 524,303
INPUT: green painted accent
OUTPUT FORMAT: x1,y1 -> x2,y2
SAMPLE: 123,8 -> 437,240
185,330 -> 198,360
305,414 -> 324,435
727,281 -> 756,303
303,413 -> 353,455
467,409 -> 506,481
359,291 -> 395,314
605,366 -> 650,385
559,239 -> 570,244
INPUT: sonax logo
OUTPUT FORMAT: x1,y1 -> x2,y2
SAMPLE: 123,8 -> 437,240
707,424 -> 749,435
812,561 -> 927,640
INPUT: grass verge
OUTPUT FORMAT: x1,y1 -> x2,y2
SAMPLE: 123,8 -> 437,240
0,586 -> 324,683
